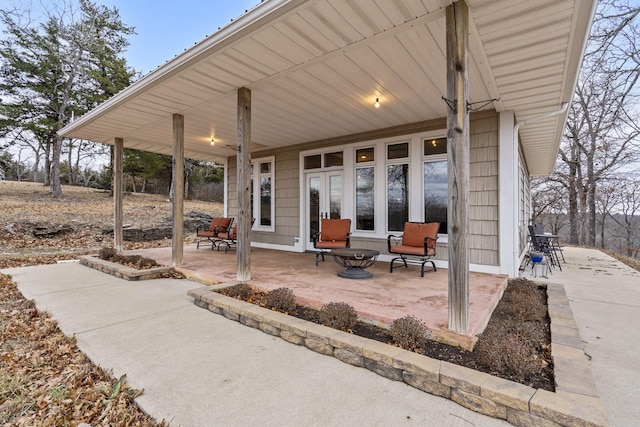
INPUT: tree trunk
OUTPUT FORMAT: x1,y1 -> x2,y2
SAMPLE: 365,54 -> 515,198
568,171 -> 579,244
67,140 -> 74,186
599,214 -> 606,249
579,188 -> 588,245
44,141 -> 51,186
51,135 -> 63,198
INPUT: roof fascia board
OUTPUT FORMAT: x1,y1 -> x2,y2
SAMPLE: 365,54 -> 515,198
542,0 -> 597,175
59,0 -> 306,137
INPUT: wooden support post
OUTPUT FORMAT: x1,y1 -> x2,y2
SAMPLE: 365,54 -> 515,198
172,114 -> 185,266
446,0 -> 470,333
237,87 -> 252,282
113,138 -> 124,252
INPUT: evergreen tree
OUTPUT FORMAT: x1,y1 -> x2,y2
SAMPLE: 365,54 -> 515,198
0,0 -> 135,197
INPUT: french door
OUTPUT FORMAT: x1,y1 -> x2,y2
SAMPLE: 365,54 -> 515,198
305,171 -> 343,249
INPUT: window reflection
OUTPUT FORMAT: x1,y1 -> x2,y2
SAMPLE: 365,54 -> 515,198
424,161 -> 447,234
387,164 -> 409,232
356,167 -> 375,230
260,177 -> 272,226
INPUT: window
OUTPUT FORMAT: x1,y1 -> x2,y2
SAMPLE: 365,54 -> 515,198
387,163 -> 409,232
356,147 -> 374,163
423,137 -> 447,156
304,154 -> 321,170
424,160 -> 447,234
251,157 -> 274,231
423,137 -> 448,234
324,151 -> 343,167
356,167 -> 375,230
304,151 -> 343,169
387,142 -> 409,159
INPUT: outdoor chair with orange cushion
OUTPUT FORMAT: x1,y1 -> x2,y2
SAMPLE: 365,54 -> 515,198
217,219 -> 255,253
196,217 -> 233,249
313,218 -> 351,266
388,221 -> 439,277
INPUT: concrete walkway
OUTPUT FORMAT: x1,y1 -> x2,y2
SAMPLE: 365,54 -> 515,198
3,262 -> 509,427
3,246 -> 639,426
520,247 -> 640,427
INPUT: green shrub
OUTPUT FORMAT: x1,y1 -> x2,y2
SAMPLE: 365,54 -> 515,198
319,302 -> 358,331
225,283 -> 254,300
265,287 -> 297,314
390,315 -> 429,351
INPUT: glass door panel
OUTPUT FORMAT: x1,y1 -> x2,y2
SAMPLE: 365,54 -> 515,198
308,175 -> 320,242
305,172 -> 343,248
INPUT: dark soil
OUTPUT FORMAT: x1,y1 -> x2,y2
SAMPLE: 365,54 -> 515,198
219,278 -> 554,391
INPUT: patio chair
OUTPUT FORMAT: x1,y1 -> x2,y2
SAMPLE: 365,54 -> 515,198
217,219 -> 255,253
527,225 -> 561,270
388,222 -> 439,277
196,217 -> 233,249
313,218 -> 351,266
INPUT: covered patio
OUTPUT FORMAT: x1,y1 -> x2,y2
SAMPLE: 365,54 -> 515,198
126,245 -> 507,350
59,0 -> 596,340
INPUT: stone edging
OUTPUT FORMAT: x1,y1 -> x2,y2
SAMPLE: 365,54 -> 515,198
188,283 -> 608,427
78,255 -> 174,281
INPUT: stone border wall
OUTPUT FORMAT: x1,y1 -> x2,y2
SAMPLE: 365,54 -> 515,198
78,255 -> 174,281
189,283 -> 607,427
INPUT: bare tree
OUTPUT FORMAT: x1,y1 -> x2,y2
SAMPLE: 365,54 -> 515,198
535,0 -> 640,247
609,175 -> 640,257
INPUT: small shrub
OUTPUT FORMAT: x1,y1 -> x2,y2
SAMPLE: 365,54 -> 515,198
476,334 -> 536,382
135,257 -> 159,269
390,315 -> 430,351
127,254 -> 142,265
225,283 -> 254,300
265,287 -> 297,314
319,302 -> 358,331
99,247 -> 117,260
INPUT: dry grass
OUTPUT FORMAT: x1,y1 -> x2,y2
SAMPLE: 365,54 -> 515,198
604,250 -> 640,271
0,180 -> 223,262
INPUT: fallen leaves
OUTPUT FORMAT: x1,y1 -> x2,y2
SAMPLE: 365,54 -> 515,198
0,274 -> 167,426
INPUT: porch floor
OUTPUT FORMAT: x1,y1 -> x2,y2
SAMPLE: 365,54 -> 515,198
127,245 -> 508,350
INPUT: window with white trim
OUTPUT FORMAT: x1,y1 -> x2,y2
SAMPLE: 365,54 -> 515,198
251,157 -> 275,232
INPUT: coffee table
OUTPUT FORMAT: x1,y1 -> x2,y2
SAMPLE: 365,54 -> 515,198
330,248 -> 379,279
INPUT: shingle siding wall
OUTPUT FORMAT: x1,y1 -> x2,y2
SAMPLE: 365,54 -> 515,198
226,111 -> 501,265
469,113 -> 499,265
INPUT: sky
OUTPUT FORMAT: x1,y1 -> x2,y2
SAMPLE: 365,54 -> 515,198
95,0 -> 260,75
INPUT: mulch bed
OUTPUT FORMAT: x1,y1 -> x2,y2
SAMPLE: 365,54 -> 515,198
220,278 -> 554,391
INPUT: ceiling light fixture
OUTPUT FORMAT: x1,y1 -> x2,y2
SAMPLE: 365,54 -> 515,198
375,98 -> 380,108
210,138 -> 215,146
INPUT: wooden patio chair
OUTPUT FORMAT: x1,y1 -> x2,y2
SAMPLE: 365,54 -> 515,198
196,217 -> 233,249
313,218 -> 351,266
388,221 -> 439,277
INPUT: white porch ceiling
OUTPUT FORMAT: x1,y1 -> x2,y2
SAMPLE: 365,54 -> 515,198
59,0 -> 595,176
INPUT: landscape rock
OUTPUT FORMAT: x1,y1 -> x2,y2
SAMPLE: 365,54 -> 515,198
32,224 -> 74,237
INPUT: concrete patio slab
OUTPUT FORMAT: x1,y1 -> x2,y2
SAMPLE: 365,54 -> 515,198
126,246 -> 507,350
